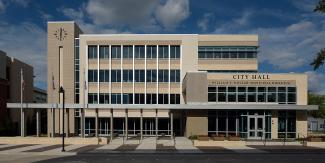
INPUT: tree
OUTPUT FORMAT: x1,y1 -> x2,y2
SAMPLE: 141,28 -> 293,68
311,49 -> 325,70
311,0 -> 325,70
308,94 -> 325,118
314,0 -> 325,12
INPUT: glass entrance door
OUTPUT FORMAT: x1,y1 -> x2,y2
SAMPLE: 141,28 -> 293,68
248,115 -> 264,139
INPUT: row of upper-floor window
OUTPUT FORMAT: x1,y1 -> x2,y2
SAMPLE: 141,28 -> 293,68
208,86 -> 296,104
88,69 -> 180,82
198,46 -> 258,59
88,45 -> 180,59
88,93 -> 180,104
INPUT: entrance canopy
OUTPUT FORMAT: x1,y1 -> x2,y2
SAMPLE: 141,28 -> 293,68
7,103 -> 318,110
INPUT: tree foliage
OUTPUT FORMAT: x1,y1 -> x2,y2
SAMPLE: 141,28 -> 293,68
310,48 -> 325,70
308,94 -> 325,118
315,0 -> 325,13
311,0 -> 325,70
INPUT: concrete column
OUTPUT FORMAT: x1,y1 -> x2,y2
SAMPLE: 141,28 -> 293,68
110,109 -> 113,141
236,116 -> 239,136
80,108 -> 85,138
95,108 -> 99,138
170,111 -> 173,139
65,108 -> 69,138
125,109 -> 128,140
180,111 -> 183,136
21,108 -> 25,137
52,108 -> 55,138
271,110 -> 278,139
36,109 -> 41,137
140,109 -> 143,140
296,110 -> 307,138
155,109 -> 158,138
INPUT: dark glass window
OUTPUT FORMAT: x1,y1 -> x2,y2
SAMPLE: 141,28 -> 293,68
111,45 -> 121,58
158,94 -> 169,104
146,45 -> 157,59
227,87 -> 237,102
170,45 -> 180,58
146,70 -> 157,82
158,70 -> 169,82
158,45 -> 169,58
218,87 -> 226,102
267,87 -> 276,102
208,93 -> 216,102
278,87 -> 286,104
123,45 -> 133,58
135,70 -> 145,82
134,45 -> 145,58
111,93 -> 121,104
111,70 -> 121,82
99,70 -> 109,82
88,93 -> 98,104
170,70 -> 180,82
88,45 -> 97,59
135,94 -> 145,104
123,70 -> 133,82
247,87 -> 256,102
88,70 -> 98,82
123,94 -> 133,104
237,87 -> 246,102
288,87 -> 296,104
170,94 -> 180,104
99,46 -> 109,58
257,87 -> 266,102
99,93 -> 109,104
146,94 -> 157,104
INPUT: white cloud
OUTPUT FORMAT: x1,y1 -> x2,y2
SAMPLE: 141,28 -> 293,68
60,7 -> 84,21
292,0 -> 318,12
253,20 -> 325,70
86,0 -> 158,26
0,0 -> 5,14
214,9 -> 254,34
155,0 -> 190,30
306,71 -> 325,95
60,6 -> 130,34
60,0 -> 190,32
0,22 -> 47,88
197,13 -> 213,31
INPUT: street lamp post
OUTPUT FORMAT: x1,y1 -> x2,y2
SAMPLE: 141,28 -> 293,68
59,86 -> 65,152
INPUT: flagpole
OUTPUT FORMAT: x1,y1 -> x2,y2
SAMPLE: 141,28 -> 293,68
51,72 -> 55,138
20,68 -> 25,137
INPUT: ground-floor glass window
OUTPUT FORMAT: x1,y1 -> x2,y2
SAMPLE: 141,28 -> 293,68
278,111 -> 296,138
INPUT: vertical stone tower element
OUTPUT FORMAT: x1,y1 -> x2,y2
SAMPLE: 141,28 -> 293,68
47,22 -> 82,136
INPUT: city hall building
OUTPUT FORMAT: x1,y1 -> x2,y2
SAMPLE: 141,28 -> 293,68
47,21 -> 317,141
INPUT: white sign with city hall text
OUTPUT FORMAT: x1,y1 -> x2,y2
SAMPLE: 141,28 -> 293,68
208,74 -> 296,86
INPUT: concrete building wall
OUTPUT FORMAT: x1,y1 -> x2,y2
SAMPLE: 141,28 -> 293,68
296,110 -> 308,138
185,110 -> 208,137
183,72 -> 208,104
0,51 -> 6,79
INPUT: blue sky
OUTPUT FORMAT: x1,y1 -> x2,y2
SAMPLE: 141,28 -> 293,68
0,0 -> 325,94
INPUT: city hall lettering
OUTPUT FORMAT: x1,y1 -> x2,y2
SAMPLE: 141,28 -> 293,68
232,74 -> 270,80
209,80 -> 294,86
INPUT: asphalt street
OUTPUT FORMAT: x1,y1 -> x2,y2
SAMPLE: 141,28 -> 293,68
30,152 -> 325,163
